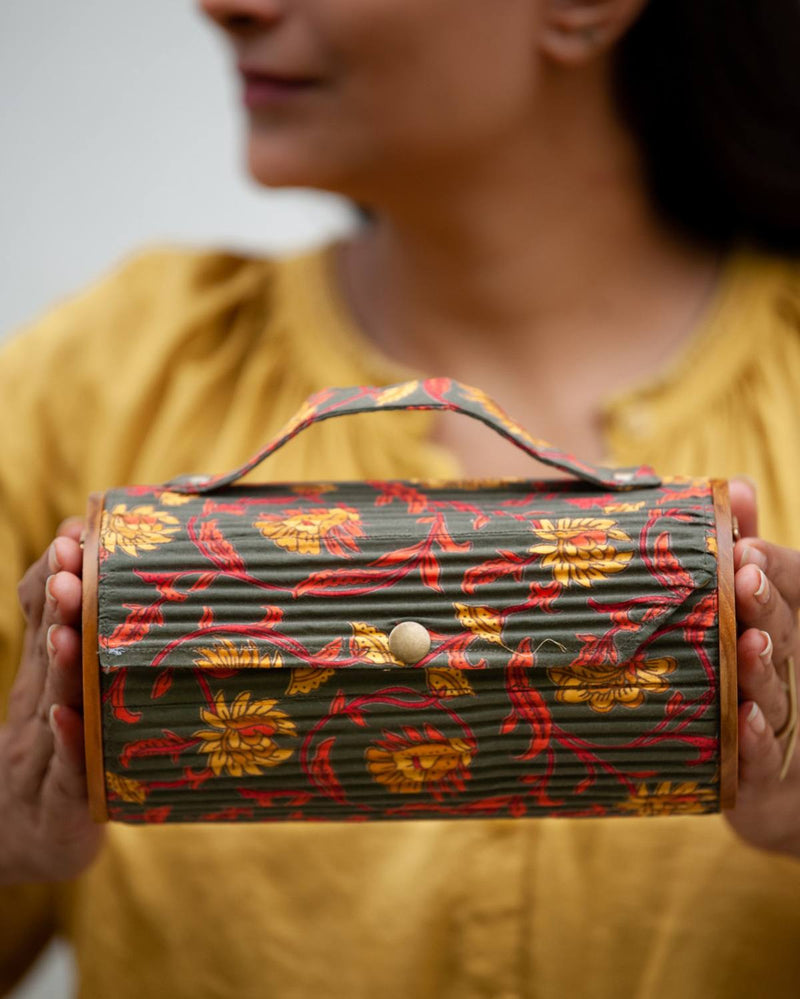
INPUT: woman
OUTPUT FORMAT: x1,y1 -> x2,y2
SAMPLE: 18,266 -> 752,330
2,0 -> 799,995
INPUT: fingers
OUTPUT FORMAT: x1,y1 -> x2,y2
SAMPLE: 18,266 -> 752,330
42,705 -> 88,803
735,537 -> 800,611
738,701 -> 789,786
7,529 -> 85,801
737,629 -> 791,734
735,561 -> 795,660
16,518 -> 85,628
40,624 -> 83,717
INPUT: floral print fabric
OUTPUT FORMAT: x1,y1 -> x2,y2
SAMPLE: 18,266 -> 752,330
96,473 -> 722,823
93,378 -> 722,822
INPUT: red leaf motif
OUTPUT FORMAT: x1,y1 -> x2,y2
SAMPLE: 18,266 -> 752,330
198,519 -> 247,573
656,484 -> 710,505
432,517 -> 472,554
106,669 -> 143,724
143,806 -> 171,823
200,806 -> 255,822
199,606 -> 214,629
239,788 -> 313,809
610,608 -> 639,632
189,572 -> 216,592
527,581 -> 561,613
574,775 -> 595,795
665,691 -> 684,718
120,729 -> 192,768
472,513 -> 491,530
463,550 -> 527,594
330,690 -> 347,716
653,531 -> 694,591
510,798 -> 527,818
502,637 -> 552,761
682,592 -> 718,645
445,633 -> 487,671
100,603 -> 163,650
293,567 -> 394,597
151,669 -> 173,699
370,542 -> 425,568
156,581 -> 187,602
305,637 -> 343,664
259,604 -> 285,627
424,376 -> 452,399
420,550 -> 443,592
309,736 -> 347,803
372,482 -> 428,514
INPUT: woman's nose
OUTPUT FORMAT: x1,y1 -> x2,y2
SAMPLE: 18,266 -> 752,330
198,0 -> 284,33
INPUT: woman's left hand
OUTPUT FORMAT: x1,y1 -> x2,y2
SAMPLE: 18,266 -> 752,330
725,477 -> 800,857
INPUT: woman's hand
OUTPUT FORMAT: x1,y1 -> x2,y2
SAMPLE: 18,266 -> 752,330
0,516 -> 104,884
725,479 -> 800,857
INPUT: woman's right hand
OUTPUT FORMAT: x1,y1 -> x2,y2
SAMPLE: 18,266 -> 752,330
0,516 -> 104,884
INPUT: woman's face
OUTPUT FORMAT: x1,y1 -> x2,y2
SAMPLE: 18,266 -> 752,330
198,0 -> 544,205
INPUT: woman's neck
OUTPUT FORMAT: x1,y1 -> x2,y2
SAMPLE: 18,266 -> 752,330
334,63 -> 721,414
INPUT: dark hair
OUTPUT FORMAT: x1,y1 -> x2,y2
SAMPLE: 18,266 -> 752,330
614,0 -> 800,254
358,2 -> 800,255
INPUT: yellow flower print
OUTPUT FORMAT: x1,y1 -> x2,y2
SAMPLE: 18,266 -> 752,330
616,781 -> 717,817
548,653 -> 676,713
375,380 -> 419,405
461,384 -> 552,450
194,691 -> 297,778
409,477 -> 513,490
365,726 -> 473,795
280,399 -> 317,441
289,483 -> 337,497
528,517 -> 634,587
349,622 -> 401,665
106,771 -> 147,805
193,639 -> 282,670
426,667 -> 475,698
100,504 -> 181,557
602,501 -> 646,514
157,490 -> 195,506
254,506 -> 364,557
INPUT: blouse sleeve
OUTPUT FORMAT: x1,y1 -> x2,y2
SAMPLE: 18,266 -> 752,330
0,245 -> 183,990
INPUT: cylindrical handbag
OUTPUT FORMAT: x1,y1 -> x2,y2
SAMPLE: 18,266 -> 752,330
82,377 -> 737,823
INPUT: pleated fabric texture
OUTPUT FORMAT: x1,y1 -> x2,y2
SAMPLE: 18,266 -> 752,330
92,379 -> 725,822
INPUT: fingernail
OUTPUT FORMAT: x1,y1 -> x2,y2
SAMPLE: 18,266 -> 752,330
47,541 -> 61,573
46,624 -> 57,659
753,568 -> 770,604
747,701 -> 766,734
737,474 -> 758,498
49,703 -> 60,738
45,575 -> 57,607
758,630 -> 773,663
741,545 -> 768,571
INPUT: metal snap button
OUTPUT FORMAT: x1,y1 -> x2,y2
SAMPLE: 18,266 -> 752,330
388,621 -> 431,665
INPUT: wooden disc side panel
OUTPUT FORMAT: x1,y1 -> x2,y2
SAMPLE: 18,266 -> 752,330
82,492 -> 108,822
712,479 -> 738,810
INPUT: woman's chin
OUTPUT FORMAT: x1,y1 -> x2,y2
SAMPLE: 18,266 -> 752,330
245,148 -> 336,193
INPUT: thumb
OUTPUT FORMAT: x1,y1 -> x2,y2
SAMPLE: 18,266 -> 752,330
729,475 -> 758,539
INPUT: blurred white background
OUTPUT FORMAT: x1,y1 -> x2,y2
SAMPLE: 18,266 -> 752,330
1,0 -> 356,344
1,2 -> 354,996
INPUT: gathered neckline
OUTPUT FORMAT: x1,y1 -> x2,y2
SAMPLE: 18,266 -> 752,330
275,236 -> 780,467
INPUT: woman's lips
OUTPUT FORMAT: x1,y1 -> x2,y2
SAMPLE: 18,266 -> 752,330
240,73 -> 320,108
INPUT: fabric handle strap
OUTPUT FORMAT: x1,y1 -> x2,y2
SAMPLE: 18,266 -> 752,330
162,377 -> 662,493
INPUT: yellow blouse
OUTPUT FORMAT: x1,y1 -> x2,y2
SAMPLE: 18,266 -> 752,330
2,239 -> 800,999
